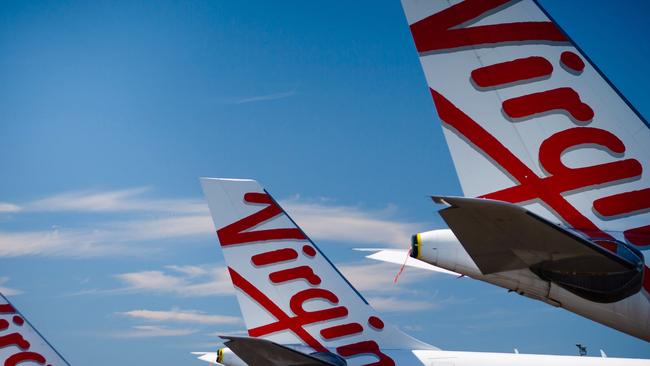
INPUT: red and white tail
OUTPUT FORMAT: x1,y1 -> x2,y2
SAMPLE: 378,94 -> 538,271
0,293 -> 70,366
200,178 -> 434,365
401,0 -> 650,251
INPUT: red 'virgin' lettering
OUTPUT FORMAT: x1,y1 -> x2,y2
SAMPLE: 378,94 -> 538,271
320,322 -> 363,340
229,267 -> 328,352
431,87 -> 650,291
269,266 -> 321,285
368,316 -> 385,330
289,289 -> 347,324
12,316 -> 24,326
593,188 -> 650,219
5,351 -> 47,366
471,56 -> 553,89
561,51 -> 585,73
251,248 -> 298,266
336,340 -> 396,366
410,0 -> 567,53
0,304 -> 16,313
217,192 -> 306,246
0,333 -> 30,350
430,89 -> 613,238
502,88 -> 594,123
625,225 -> 650,247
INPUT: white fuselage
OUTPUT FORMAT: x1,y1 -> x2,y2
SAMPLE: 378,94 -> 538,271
411,350 -> 649,366
415,229 -> 650,342
202,347 -> 650,366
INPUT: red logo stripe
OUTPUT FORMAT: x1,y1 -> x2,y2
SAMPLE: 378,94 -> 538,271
228,267 -> 327,352
217,192 -> 306,246
593,188 -> 650,219
410,0 -> 567,53
471,56 -> 553,89
502,87 -> 594,123
624,225 -> 650,247
431,87 -> 612,238
251,248 -> 298,266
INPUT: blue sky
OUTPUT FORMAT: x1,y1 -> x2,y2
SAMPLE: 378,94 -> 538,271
1,1 -> 650,365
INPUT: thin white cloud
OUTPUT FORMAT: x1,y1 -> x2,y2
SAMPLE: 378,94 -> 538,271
112,325 -> 198,338
0,187 -> 424,257
113,265 -> 234,297
336,261 -> 455,314
337,261 -> 433,292
118,215 -> 212,242
25,188 -> 207,214
0,214 -> 212,258
0,203 -> 21,213
0,277 -> 22,296
367,297 -> 436,312
205,329 -> 248,337
0,188 -> 213,257
283,200 -> 423,248
165,265 -> 210,277
118,309 -> 241,325
0,229 -> 125,257
117,271 -> 185,290
227,90 -> 296,105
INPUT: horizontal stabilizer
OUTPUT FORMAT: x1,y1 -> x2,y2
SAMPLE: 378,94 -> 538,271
355,248 -> 460,276
191,352 -> 225,365
433,196 -> 637,275
221,336 -> 340,366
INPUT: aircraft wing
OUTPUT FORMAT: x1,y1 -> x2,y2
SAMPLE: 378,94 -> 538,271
433,196 -> 638,275
220,336 -> 337,366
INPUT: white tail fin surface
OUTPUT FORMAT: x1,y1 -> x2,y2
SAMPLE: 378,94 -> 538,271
401,0 -> 650,290
200,178 -> 434,366
0,293 -> 70,366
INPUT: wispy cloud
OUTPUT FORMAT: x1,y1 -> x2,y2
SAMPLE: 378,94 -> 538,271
0,187 -> 422,257
3,190 -> 447,318
118,309 -> 241,325
283,199 -> 424,248
112,325 -> 198,338
336,261 -> 467,314
205,329 -> 248,337
24,188 -> 207,214
337,261 -> 433,292
226,90 -> 296,105
0,229 -> 124,257
0,187 -> 213,257
367,297 -> 436,312
0,214 -> 213,257
112,264 -> 234,297
104,261 -> 450,316
0,203 -> 20,213
0,277 -> 22,296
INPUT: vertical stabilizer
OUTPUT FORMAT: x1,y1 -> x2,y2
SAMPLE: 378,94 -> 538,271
0,293 -> 71,366
200,178 -> 434,366
400,0 -> 650,246
400,0 -> 650,291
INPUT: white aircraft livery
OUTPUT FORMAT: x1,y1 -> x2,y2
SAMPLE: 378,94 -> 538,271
0,292 -> 70,366
197,178 -> 649,366
364,0 -> 650,342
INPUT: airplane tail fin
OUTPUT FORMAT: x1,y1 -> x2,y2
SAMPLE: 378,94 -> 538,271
399,0 -> 650,249
0,292 -> 71,366
200,178 -> 434,364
